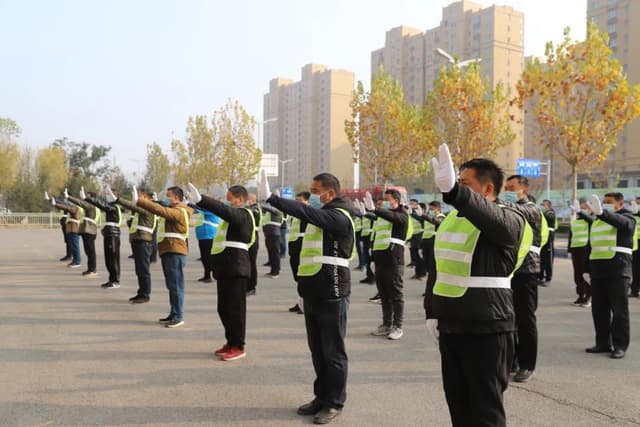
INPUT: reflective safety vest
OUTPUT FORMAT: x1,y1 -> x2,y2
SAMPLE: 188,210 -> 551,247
158,207 -> 189,242
253,207 -> 263,232
570,219 -> 589,248
354,216 -> 362,233
539,212 -> 550,248
61,212 -> 68,224
211,208 -> 256,254
373,213 -> 412,251
80,206 -> 100,226
262,211 -> 282,228
411,216 -> 423,235
298,208 -> 355,277
103,205 -> 123,229
589,219 -> 632,260
288,217 -> 305,242
194,212 -> 217,228
361,217 -> 373,237
634,216 -> 639,251
130,212 -> 157,235
433,207 -> 533,298
423,221 -> 436,239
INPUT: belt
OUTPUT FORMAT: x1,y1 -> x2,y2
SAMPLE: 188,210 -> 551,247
390,238 -> 406,246
67,219 -> 80,224
160,232 -> 186,240
202,220 -> 217,227
301,255 -> 350,268
266,221 -> 282,227
593,246 -> 633,255
529,245 -> 541,255
437,273 -> 511,289
548,228 -> 555,232
104,222 -> 120,228
213,241 -> 249,251
135,225 -> 154,234
84,218 -> 97,225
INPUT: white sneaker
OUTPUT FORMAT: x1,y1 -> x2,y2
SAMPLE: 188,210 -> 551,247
580,300 -> 592,308
371,325 -> 391,336
387,327 -> 404,340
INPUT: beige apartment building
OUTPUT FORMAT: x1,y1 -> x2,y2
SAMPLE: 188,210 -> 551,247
587,0 -> 640,190
371,0 -> 525,175
263,64 -> 355,189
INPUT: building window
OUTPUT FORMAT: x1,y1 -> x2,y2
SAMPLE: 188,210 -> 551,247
608,9 -> 617,19
618,179 -> 628,188
609,37 -> 617,48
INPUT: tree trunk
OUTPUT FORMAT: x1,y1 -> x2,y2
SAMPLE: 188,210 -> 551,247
571,163 -> 578,221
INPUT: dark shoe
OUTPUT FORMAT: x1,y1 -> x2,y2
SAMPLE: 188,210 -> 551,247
128,295 -> 139,301
166,319 -> 184,328
265,272 -> 280,279
128,254 -> 134,259
573,297 -> 584,305
313,407 -> 342,424
196,257 -> 202,261
130,296 -> 149,304
289,304 -> 302,313
297,399 -> 323,416
103,282 -> 120,289
585,345 -> 613,353
514,369 -> 534,383
630,291 -> 640,298
359,277 -> 374,284
100,282 -> 112,288
158,316 -> 174,324
611,349 -> 626,359
407,263 -> 415,268
197,277 -> 213,283
262,262 -> 271,267
59,256 -> 71,262
246,289 -> 256,296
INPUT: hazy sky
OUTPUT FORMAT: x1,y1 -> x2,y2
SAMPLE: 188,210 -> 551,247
0,0 -> 587,178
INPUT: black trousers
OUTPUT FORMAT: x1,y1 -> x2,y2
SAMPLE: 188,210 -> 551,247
355,231 -> 364,267
591,276 -> 630,351
265,235 -> 281,275
103,234 -> 121,283
131,240 -> 152,297
374,263 -> 404,328
290,253 -> 300,283
198,239 -> 213,279
440,332 -> 514,427
410,233 -> 427,277
512,274 -> 538,371
631,243 -> 640,294
570,247 -> 591,299
62,224 -> 71,258
539,232 -> 554,281
217,277 -> 248,349
422,238 -> 436,295
150,228 -> 158,263
248,234 -> 259,291
362,237 -> 374,280
303,297 -> 349,409
81,233 -> 97,272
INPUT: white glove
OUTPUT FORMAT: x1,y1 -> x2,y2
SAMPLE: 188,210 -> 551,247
152,192 -> 158,202
571,199 -> 580,214
364,191 -> 375,211
588,194 -> 603,216
186,183 -> 202,204
400,192 -> 408,207
79,186 -> 86,200
357,200 -> 366,216
51,196 -> 56,207
631,201 -> 639,214
44,191 -> 50,201
273,188 -> 280,198
431,144 -> 456,193
105,188 -> 117,203
426,319 -> 439,348
63,187 -> 69,200
582,273 -> 590,285
132,185 -> 139,203
257,169 -> 272,201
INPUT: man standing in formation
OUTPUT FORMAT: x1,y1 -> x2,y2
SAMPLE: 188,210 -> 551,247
629,197 -> 640,298
503,175 -> 544,383
112,187 -> 157,304
87,191 -> 123,289
586,192 -> 634,359
261,202 -> 283,279
421,201 -> 445,300
569,199 -> 593,306
287,191 -> 310,315
366,189 -> 410,340
187,183 -> 255,361
426,144 -> 531,427
539,199 -> 556,284
193,207 -> 219,283
137,186 -> 191,328
260,171 -> 354,425
48,192 -> 82,268
409,198 -> 426,280
246,193 -> 262,296
58,206 -> 72,262
66,187 -> 100,277
359,207 -> 376,285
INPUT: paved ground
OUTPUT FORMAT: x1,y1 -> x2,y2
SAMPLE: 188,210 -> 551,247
1,228 -> 640,427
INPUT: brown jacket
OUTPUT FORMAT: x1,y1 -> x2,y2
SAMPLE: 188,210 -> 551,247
54,203 -> 81,234
137,198 -> 192,256
67,196 -> 99,235
117,198 -> 156,242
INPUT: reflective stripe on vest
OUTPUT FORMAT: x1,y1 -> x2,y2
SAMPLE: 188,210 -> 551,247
103,206 -> 123,229
67,218 -> 80,224
130,212 -> 157,235
298,208 -> 355,277
422,221 -> 436,239
570,219 -> 589,248
434,207 -> 532,298
82,207 -> 99,225
634,216 -> 639,251
211,208 -> 256,254
589,220 -> 631,259
373,214 -> 411,251
158,208 -> 189,242
361,218 -> 373,237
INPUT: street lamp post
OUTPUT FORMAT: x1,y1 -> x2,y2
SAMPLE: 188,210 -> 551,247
279,158 -> 293,188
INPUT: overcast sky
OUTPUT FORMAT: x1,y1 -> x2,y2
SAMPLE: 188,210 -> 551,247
0,0 -> 587,178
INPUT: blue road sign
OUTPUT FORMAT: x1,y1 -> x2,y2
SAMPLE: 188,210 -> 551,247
516,158 -> 541,178
281,186 -> 294,199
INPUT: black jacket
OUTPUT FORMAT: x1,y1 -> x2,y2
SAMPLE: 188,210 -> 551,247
428,184 -> 526,334
267,195 -> 354,300
504,197 -> 541,276
588,208 -> 635,279
543,209 -> 556,234
372,207 -> 409,266
85,197 -> 122,236
197,196 -> 254,280
261,204 -> 283,237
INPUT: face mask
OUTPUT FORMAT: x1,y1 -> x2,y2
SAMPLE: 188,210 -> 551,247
309,194 -> 323,208
502,191 -> 519,203
223,200 -> 232,207
381,201 -> 391,210
602,204 -> 615,213
162,198 -> 171,206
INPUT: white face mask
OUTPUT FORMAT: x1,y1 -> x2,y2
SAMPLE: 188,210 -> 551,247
602,204 -> 615,213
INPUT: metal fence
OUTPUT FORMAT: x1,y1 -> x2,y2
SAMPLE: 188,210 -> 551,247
0,213 -> 67,228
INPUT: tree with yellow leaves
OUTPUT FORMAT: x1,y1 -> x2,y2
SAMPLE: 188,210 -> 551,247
517,22 -> 640,202
424,62 -> 515,168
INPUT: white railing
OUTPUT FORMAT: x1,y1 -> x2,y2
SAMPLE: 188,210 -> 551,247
0,213 -> 64,228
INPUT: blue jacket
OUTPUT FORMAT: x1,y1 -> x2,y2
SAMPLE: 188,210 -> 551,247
195,208 -> 219,240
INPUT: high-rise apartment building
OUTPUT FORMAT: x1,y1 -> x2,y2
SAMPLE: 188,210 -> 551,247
587,0 -> 640,190
371,0 -> 525,173
263,64 -> 355,189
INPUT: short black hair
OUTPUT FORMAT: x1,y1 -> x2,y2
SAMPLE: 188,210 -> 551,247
228,185 -> 248,200
87,191 -> 96,198
542,199 -> 552,206
384,189 -> 401,203
167,186 -> 184,201
429,201 -> 442,209
460,158 -> 504,196
410,198 -> 419,203
313,173 -> 340,194
419,202 -> 427,210
506,174 -> 529,188
605,192 -> 624,202
296,191 -> 311,201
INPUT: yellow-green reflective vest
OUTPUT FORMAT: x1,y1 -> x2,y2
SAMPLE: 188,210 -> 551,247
539,212 -> 549,248
589,219 -> 632,260
82,206 -> 99,226
634,216 -> 639,251
262,211 -> 282,228
157,208 -> 189,242
433,207 -> 533,298
103,205 -> 123,229
373,213 -> 412,251
570,219 -> 589,249
361,218 -> 373,237
411,216 -> 423,234
423,221 -> 436,239
354,216 -> 362,233
130,212 -> 157,234
211,208 -> 256,254
298,208 -> 355,277
288,217 -> 304,242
